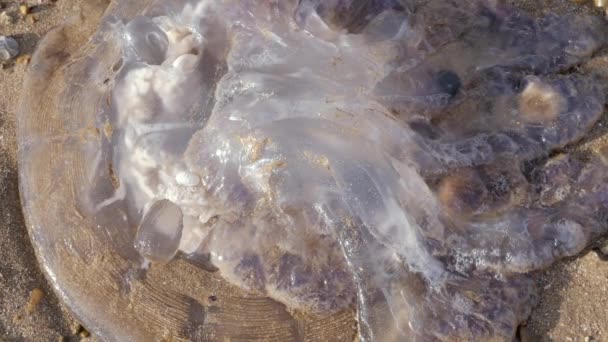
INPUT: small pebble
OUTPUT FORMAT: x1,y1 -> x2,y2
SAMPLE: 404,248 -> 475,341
0,36 -> 20,62
26,288 -> 44,313
19,4 -> 30,16
599,240 -> 608,256
16,54 -> 31,65
0,11 -> 12,25
75,324 -> 91,338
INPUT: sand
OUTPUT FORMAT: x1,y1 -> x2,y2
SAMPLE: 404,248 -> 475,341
0,2 -> 87,340
0,0 -> 607,341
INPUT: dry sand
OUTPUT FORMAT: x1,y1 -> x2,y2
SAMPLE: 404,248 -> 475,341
0,0 -> 607,341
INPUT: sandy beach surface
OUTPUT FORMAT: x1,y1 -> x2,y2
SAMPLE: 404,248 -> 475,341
0,0 -> 607,341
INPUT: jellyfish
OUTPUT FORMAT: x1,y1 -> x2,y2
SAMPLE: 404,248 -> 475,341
17,0 -> 608,341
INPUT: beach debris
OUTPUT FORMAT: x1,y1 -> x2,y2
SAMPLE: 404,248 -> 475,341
16,54 -> 31,65
75,324 -> 91,338
599,240 -> 608,256
0,11 -> 12,25
26,288 -> 44,313
19,3 -> 30,16
0,36 -> 19,62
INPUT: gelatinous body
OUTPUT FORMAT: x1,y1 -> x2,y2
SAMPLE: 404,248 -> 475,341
17,0 -> 608,341
134,199 -> 184,263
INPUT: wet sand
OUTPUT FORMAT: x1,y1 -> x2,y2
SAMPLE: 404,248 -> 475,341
0,0 -> 606,341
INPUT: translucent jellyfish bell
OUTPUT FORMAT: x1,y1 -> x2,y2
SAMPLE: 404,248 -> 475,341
17,0 -> 608,341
